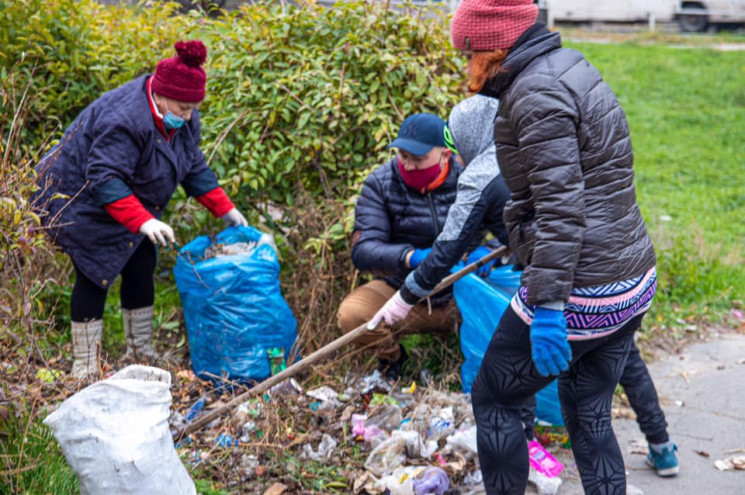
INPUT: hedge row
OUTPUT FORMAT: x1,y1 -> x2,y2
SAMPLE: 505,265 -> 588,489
1,0 -> 465,206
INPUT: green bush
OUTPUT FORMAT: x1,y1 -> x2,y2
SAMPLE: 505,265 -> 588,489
199,1 -> 462,204
1,0 -> 462,205
0,0 -> 192,147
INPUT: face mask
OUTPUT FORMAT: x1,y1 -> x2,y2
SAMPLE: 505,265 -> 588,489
163,111 -> 185,130
397,156 -> 442,191
161,99 -> 185,130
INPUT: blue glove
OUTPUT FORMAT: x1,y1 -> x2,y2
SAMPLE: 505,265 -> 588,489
408,248 -> 432,268
466,246 -> 496,277
530,307 -> 572,377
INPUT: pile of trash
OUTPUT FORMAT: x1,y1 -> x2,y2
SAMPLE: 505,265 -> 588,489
170,369 -> 569,494
203,233 -> 277,260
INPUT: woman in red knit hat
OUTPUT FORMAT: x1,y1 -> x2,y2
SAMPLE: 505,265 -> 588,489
35,40 -> 248,380
450,1 -> 677,492
372,0 -> 678,492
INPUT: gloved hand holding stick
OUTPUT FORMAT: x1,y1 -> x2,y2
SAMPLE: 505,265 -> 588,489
175,245 -> 509,440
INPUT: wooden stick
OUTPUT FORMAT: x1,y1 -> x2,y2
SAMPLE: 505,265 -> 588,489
176,246 -> 510,438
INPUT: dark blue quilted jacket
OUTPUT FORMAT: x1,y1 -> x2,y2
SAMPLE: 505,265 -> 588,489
34,75 -> 218,288
352,157 -> 488,304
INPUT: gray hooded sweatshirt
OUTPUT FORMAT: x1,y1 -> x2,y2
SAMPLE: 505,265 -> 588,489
400,95 -> 511,304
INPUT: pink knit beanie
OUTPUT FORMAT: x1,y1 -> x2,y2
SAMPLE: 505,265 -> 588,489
151,40 -> 207,103
451,0 -> 538,51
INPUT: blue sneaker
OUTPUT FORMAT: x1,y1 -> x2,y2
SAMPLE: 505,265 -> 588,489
646,443 -> 679,477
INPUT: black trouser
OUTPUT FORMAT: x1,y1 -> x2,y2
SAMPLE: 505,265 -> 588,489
70,240 -> 157,322
472,307 -> 643,495
620,342 -> 669,444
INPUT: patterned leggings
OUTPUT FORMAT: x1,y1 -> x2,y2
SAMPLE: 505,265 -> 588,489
472,307 -> 642,495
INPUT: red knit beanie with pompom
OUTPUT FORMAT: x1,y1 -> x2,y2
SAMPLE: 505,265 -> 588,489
152,40 -> 207,103
451,0 -> 538,51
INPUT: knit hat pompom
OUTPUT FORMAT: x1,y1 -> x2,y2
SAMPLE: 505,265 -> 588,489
451,0 -> 538,52
151,40 -> 208,103
174,40 -> 207,68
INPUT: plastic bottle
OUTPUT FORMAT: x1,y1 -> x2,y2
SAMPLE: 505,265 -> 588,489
528,440 -> 564,478
266,347 -> 286,375
184,396 -> 206,423
413,467 -> 450,495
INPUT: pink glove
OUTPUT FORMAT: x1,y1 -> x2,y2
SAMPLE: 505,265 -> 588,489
367,291 -> 414,330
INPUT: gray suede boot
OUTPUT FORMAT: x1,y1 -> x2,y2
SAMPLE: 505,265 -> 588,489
123,306 -> 157,360
71,319 -> 102,379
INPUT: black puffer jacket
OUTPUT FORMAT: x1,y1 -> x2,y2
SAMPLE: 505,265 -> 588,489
352,157 -> 498,304
480,24 -> 656,305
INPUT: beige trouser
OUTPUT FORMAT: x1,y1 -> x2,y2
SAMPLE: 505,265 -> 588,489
337,279 -> 460,361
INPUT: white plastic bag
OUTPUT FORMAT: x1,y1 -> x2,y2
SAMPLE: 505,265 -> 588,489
43,365 -> 195,495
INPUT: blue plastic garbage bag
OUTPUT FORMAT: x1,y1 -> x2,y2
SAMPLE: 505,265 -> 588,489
174,226 -> 298,382
454,265 -> 563,426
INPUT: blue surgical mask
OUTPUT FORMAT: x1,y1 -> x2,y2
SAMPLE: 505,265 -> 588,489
163,111 -> 185,130
161,99 -> 185,130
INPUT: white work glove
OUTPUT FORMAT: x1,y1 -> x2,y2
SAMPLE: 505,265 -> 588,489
222,207 -> 248,227
139,218 -> 176,247
367,291 -> 414,330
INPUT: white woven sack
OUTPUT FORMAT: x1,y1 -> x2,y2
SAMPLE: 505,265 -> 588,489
43,365 -> 195,495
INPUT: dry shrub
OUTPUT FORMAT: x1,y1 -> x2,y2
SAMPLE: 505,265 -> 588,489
279,188 -> 358,359
0,65 -> 68,365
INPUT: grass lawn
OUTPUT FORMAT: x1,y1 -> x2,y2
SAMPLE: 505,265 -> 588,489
566,40 -> 745,321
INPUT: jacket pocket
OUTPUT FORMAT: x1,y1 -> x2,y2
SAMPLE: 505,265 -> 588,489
508,219 -> 536,267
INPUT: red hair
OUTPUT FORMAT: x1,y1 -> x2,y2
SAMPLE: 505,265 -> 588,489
466,49 -> 510,93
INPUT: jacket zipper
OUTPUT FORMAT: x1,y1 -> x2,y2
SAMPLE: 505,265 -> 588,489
426,193 -> 439,236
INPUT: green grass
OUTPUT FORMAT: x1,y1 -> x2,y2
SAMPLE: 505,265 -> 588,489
0,409 -> 78,494
566,40 -> 745,322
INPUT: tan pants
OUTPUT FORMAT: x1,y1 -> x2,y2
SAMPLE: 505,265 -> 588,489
337,279 -> 460,360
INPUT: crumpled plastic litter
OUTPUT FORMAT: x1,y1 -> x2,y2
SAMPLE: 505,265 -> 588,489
367,405 -> 403,433
626,484 -> 644,495
239,421 -> 257,442
528,466 -> 563,495
215,432 -> 239,448
463,469 -> 483,486
306,386 -> 344,410
236,400 -> 262,419
357,370 -> 393,394
352,414 -> 387,445
365,430 -> 438,477
426,406 -> 455,441
714,455 -> 745,471
445,425 -> 478,459
184,396 -> 206,422
626,438 -> 648,455
364,434 -> 408,477
413,466 -> 450,495
267,378 -> 303,398
205,241 -> 256,258
241,454 -> 260,477
300,433 -> 338,462
204,233 -> 277,259
359,466 -> 426,495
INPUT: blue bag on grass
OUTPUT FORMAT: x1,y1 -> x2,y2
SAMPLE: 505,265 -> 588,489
454,265 -> 563,426
173,226 -> 297,382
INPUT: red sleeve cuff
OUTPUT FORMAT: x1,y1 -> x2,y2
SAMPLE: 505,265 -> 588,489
196,187 -> 235,218
103,194 -> 154,233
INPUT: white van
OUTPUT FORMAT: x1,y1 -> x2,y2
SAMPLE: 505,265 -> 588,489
536,0 -> 745,31
677,0 -> 745,31
538,0 -> 678,23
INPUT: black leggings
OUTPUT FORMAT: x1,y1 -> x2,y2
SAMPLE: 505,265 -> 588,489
472,307 -> 642,495
70,240 -> 157,322
620,341 -> 669,444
